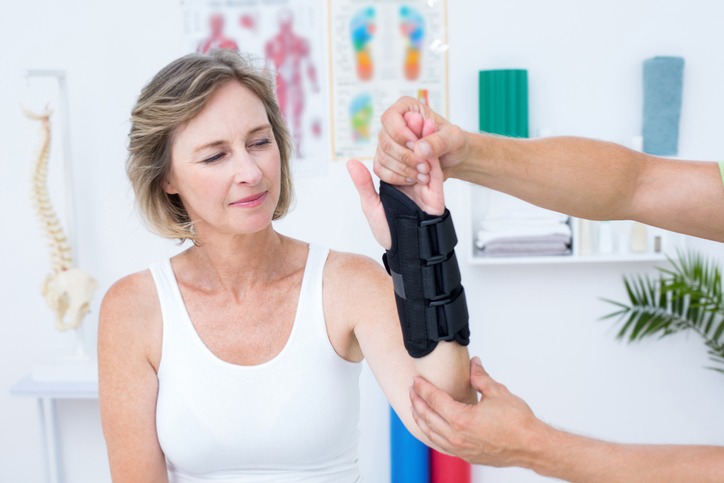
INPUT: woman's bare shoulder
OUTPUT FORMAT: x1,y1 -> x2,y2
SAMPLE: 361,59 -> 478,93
326,250 -> 387,279
324,250 -> 391,301
99,269 -> 161,342
102,270 -> 157,314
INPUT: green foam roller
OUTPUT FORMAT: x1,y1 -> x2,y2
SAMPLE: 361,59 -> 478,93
479,69 -> 529,138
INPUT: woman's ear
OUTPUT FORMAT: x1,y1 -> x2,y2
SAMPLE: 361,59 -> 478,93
164,176 -> 178,195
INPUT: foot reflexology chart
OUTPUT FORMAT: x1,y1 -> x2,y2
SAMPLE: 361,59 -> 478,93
329,0 -> 448,159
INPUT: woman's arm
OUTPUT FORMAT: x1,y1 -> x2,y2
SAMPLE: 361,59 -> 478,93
345,112 -> 474,444
98,273 -> 168,483
324,251 -> 474,447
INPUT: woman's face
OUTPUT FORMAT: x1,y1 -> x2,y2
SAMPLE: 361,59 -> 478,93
166,80 -> 281,238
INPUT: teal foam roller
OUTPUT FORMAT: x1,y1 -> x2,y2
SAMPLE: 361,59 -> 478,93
479,69 -> 529,138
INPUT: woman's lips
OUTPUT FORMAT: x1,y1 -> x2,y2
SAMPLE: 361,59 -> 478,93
229,191 -> 267,208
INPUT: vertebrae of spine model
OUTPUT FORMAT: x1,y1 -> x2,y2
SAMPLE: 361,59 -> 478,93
26,107 -> 74,273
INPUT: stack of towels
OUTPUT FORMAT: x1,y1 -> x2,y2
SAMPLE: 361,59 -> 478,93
476,192 -> 572,257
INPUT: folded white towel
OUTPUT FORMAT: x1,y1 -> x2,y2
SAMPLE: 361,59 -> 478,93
479,245 -> 571,257
476,234 -> 572,257
483,191 -> 568,224
476,224 -> 572,248
481,218 -> 570,232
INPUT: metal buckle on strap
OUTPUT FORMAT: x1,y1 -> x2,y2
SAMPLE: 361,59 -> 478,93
418,210 -> 458,263
421,252 -> 462,300
424,288 -> 469,341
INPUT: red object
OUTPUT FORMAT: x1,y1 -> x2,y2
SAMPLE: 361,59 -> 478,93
197,13 -> 239,54
239,14 -> 256,30
430,449 -> 471,483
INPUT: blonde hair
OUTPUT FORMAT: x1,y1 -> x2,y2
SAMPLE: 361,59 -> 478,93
126,50 -> 294,242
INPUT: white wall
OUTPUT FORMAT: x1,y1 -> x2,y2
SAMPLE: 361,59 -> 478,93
1,1 -> 723,482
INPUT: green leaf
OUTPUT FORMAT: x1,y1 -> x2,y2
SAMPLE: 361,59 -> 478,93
600,249 -> 724,374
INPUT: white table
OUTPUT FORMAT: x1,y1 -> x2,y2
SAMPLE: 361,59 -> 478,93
9,376 -> 98,483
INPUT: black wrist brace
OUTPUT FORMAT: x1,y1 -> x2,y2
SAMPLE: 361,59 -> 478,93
379,181 -> 470,358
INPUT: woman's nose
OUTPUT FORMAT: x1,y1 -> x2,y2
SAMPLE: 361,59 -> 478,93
231,153 -> 263,185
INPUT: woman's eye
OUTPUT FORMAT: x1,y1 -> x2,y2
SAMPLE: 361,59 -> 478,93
250,139 -> 271,149
202,152 -> 225,164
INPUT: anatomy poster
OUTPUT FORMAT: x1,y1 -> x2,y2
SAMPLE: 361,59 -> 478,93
329,0 -> 448,159
181,0 -> 328,175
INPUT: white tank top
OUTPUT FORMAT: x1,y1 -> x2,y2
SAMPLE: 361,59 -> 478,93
150,245 -> 362,482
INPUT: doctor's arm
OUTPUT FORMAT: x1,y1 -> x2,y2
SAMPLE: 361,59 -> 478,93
411,357 -> 724,483
375,96 -> 724,243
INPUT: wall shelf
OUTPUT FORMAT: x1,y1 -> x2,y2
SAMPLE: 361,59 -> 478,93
464,184 -> 685,266
468,252 -> 669,266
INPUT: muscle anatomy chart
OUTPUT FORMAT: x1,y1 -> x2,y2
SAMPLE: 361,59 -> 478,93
183,0 -> 327,173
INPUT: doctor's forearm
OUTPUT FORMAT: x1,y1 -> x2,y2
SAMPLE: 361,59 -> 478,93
452,134 -> 644,221
529,425 -> 724,483
451,134 -> 724,241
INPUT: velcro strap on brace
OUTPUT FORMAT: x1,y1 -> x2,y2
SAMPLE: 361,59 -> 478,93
419,214 -> 458,262
421,252 -> 462,300
379,181 -> 470,358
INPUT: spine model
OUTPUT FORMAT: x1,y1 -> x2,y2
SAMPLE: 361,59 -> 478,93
25,106 -> 97,332
27,107 -> 73,273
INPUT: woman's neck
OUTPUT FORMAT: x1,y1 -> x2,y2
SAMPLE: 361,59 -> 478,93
181,226 -> 289,292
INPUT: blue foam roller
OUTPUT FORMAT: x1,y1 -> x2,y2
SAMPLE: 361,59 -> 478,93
642,56 -> 685,156
390,407 -> 429,483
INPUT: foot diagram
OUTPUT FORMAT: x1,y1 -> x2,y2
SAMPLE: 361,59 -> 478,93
350,7 -> 376,81
399,6 -> 424,81
349,93 -> 373,142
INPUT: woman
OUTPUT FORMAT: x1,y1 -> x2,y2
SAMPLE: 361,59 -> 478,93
98,50 -> 472,482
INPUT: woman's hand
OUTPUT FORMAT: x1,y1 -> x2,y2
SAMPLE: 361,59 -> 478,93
374,96 -> 470,185
347,112 -> 445,249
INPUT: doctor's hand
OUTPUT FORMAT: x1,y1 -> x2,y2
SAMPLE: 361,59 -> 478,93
410,356 -> 547,468
347,112 -> 445,249
375,96 -> 471,186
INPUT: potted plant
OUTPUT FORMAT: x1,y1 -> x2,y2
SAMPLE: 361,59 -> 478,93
603,250 -> 724,373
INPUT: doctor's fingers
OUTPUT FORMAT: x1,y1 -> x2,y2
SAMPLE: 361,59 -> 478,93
410,386 -> 459,453
374,139 -> 429,185
373,144 -> 418,185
